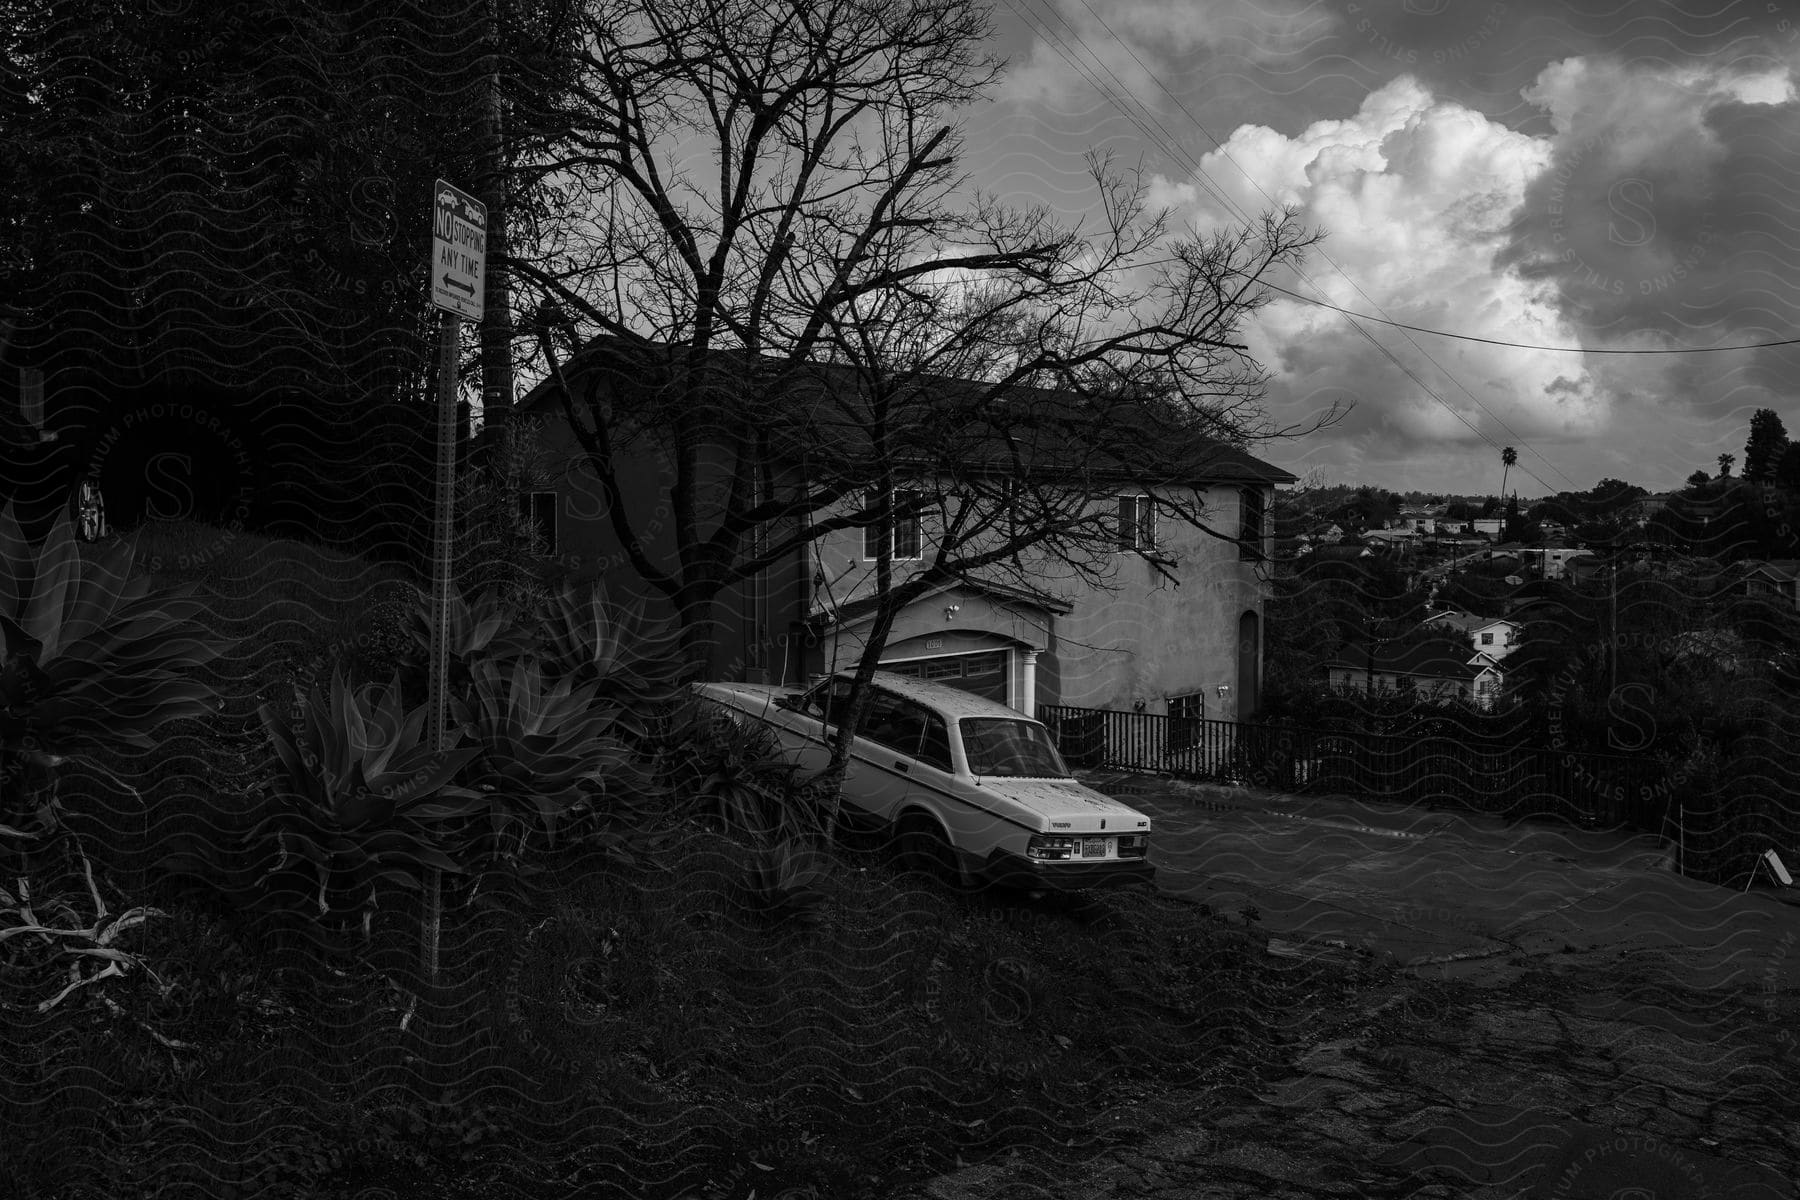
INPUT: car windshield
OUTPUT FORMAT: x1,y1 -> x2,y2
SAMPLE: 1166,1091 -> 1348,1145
957,718 -> 1069,778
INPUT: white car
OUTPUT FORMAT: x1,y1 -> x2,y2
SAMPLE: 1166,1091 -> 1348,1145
692,670 -> 1154,891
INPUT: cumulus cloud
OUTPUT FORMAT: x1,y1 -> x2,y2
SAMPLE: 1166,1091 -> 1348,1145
1142,59 -> 1800,494
1149,76 -> 1592,490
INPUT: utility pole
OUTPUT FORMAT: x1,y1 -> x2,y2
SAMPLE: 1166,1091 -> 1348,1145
1609,535 -> 1620,695
425,178 -> 486,993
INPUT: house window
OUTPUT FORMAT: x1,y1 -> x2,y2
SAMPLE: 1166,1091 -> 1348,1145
862,489 -> 922,561
1239,486 -> 1265,561
1480,632 -> 1494,645
1117,494 -> 1155,552
519,490 -> 558,553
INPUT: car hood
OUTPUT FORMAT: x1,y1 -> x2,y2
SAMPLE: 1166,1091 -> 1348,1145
979,777 -> 1151,835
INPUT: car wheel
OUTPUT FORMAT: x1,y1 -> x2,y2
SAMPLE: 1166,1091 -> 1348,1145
892,813 -> 963,890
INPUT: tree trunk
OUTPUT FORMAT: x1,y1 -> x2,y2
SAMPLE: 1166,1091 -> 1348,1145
478,0 -> 513,456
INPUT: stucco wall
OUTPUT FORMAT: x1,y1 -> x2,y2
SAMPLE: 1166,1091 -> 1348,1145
810,482 -> 1272,718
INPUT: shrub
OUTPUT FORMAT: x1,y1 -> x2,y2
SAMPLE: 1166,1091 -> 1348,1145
161,671 -> 484,930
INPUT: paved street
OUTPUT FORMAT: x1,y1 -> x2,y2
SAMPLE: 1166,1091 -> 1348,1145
1101,771 -> 1800,993
903,773 -> 1800,1199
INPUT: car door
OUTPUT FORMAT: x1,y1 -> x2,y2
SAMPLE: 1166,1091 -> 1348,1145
850,687 -> 933,823
891,700 -> 994,849
778,679 -> 903,827
781,678 -> 849,774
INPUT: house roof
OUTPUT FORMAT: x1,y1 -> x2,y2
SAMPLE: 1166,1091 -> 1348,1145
1325,638 -> 1501,681
1746,559 -> 1800,581
1422,610 -> 1518,635
518,335 -> 1298,488
808,574 -> 1075,631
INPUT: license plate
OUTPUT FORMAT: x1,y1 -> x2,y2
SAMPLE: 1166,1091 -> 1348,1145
1083,837 -> 1106,858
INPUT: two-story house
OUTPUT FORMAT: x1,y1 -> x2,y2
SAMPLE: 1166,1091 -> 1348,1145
515,339 -> 1294,721
1420,608 -> 1521,660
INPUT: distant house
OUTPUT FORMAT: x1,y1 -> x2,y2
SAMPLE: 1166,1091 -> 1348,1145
1488,545 -> 1588,580
1289,522 -> 1348,558
1431,532 -> 1487,553
1324,639 -> 1506,710
1565,553 -> 1603,584
1743,560 -> 1800,608
1393,505 -> 1446,533
1469,517 -> 1502,537
1420,608 -> 1521,660
1631,493 -> 1674,525
1364,527 -> 1420,548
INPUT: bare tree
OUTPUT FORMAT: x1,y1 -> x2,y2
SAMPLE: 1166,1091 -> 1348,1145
515,0 -> 1332,792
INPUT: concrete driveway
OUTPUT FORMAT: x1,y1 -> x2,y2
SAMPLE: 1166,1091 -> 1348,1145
1082,770 -> 1800,993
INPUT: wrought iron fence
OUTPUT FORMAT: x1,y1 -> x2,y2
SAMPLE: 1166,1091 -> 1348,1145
1039,705 -> 1673,835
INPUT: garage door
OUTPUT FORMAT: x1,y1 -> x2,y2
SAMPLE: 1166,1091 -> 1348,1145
881,650 -> 1011,705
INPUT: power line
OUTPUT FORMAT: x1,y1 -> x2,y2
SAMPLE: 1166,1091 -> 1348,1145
1240,275 -> 1800,354
915,251 -> 1800,356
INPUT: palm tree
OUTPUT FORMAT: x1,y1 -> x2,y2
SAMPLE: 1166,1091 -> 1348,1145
1500,446 -> 1517,501
1717,452 -> 1734,479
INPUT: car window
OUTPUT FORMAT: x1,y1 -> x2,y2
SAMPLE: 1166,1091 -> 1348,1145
861,690 -> 921,755
800,678 -> 855,723
958,717 -> 1069,778
916,711 -> 953,772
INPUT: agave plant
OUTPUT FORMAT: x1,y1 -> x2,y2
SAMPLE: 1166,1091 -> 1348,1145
741,838 -> 834,927
533,583 -> 684,739
243,670 -> 485,922
405,586 -> 538,698
656,699 -> 801,841
451,656 -> 658,871
0,840 -> 170,1016
0,503 -> 226,836
654,699 -> 837,926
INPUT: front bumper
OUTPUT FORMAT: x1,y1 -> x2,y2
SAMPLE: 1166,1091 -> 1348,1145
980,848 -> 1156,892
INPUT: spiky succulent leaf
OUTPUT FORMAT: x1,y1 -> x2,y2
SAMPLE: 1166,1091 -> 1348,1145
0,504 -> 229,766
537,583 -> 683,704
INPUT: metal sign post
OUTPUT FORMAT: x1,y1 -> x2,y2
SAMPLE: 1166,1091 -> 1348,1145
422,180 -> 487,986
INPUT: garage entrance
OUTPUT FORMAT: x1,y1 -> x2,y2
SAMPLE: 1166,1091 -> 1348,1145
880,649 -> 1011,705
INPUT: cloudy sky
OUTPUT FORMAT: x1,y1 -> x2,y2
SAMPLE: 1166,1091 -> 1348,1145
956,0 -> 1800,497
